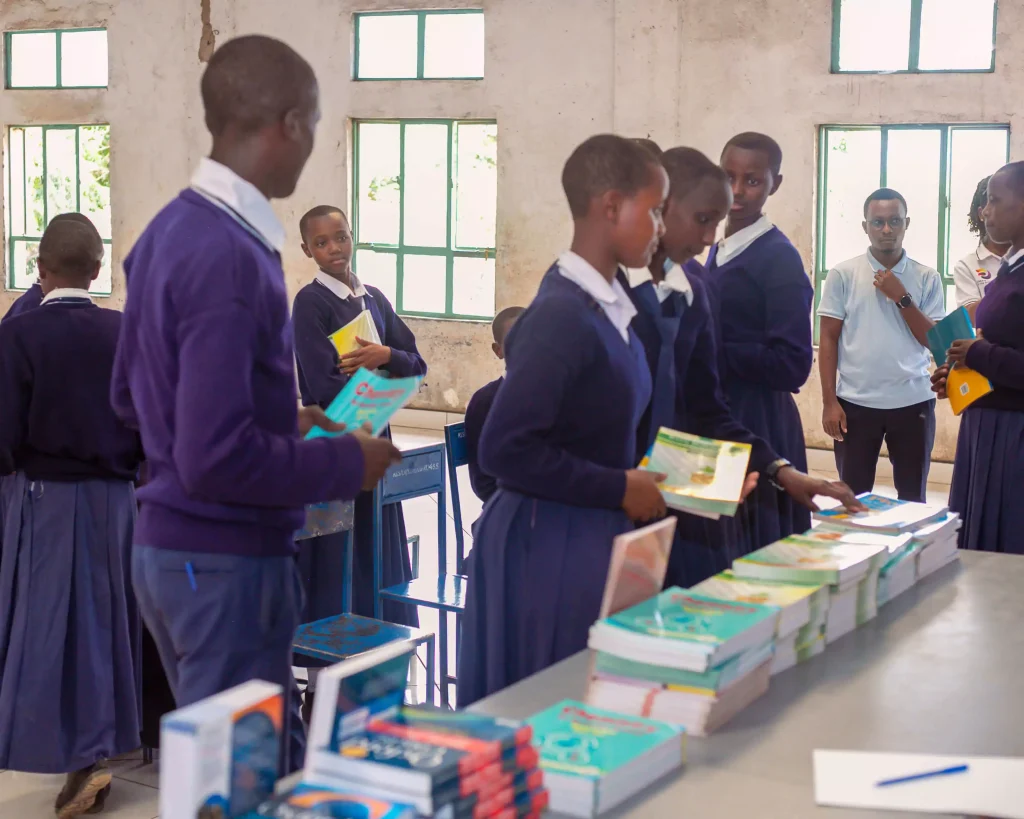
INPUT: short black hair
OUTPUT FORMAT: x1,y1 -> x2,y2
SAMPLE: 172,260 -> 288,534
561,135 -> 661,219
201,35 -> 317,137
633,138 -> 663,158
863,188 -> 908,218
722,132 -> 783,176
661,147 -> 728,202
299,205 -> 347,242
968,176 -> 992,238
38,216 -> 104,281
492,305 -> 525,344
993,161 -> 1024,197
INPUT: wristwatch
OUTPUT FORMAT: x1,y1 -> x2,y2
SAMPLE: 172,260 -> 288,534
765,458 -> 792,491
896,293 -> 914,310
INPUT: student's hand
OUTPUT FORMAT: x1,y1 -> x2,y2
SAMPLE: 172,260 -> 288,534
822,399 -> 847,442
774,468 -> 867,513
339,337 -> 392,375
622,470 -> 668,522
931,364 -> 949,400
947,338 -> 978,365
297,406 -> 348,437
873,269 -> 908,303
740,472 -> 759,501
352,427 -> 402,490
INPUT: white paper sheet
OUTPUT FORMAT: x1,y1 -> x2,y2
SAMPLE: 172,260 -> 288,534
813,750 -> 1024,818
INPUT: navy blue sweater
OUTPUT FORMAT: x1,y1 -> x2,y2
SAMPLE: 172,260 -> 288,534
464,376 -> 502,502
1,283 -> 43,325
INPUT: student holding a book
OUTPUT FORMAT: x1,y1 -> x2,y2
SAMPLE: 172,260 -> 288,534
818,188 -> 946,503
953,175 -> 1010,324
935,162 -> 1024,554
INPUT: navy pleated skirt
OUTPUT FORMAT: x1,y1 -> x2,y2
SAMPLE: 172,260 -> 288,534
950,407 -> 1024,554
665,511 -> 745,589
0,474 -> 141,773
456,489 -> 632,707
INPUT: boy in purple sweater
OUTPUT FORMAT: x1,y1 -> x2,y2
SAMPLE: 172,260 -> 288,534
110,36 -> 400,774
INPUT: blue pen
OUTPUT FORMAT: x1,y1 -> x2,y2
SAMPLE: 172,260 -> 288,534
185,561 -> 197,592
876,764 -> 969,788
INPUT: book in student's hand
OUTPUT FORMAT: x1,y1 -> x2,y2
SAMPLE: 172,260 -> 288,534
305,368 -> 422,439
641,427 -> 752,519
925,306 -> 993,415
328,309 -> 382,358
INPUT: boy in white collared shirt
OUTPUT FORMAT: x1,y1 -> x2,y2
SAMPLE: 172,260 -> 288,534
952,175 -> 1011,323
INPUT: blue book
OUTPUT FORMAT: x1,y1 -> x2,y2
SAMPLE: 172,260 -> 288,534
250,783 -> 416,819
926,306 -> 975,364
306,368 -> 422,439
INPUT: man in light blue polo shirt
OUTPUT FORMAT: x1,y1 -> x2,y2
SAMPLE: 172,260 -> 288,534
818,188 -> 946,501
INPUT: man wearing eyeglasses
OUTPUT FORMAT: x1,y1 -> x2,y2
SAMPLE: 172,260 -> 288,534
817,188 -> 946,502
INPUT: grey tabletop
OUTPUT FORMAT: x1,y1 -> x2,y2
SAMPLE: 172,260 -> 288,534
469,551 -> 1024,818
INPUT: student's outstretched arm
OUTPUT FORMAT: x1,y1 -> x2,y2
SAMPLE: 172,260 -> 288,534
292,289 -> 347,408
0,326 -> 29,474
721,245 -> 814,392
478,299 -> 626,509
372,290 -> 428,379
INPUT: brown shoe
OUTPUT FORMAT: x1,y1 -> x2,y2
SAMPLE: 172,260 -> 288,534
84,784 -> 111,815
55,763 -> 113,819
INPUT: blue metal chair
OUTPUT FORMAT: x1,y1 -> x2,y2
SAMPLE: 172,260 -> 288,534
293,498 -> 436,704
376,442 -> 467,708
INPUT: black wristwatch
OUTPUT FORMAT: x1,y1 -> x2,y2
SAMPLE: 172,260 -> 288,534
765,458 -> 792,491
896,293 -> 914,310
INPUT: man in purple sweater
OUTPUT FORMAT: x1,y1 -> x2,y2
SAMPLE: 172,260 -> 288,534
111,35 -> 400,773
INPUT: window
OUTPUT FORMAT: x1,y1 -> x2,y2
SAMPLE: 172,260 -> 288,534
5,29 -> 108,88
832,0 -> 997,73
352,119 -> 497,319
815,124 -> 1009,334
5,124 -> 113,295
354,11 -> 484,80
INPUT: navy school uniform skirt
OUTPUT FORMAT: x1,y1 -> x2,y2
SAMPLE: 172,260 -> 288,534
949,407 -> 1024,554
665,511 -> 746,589
456,489 -> 633,707
0,474 -> 140,773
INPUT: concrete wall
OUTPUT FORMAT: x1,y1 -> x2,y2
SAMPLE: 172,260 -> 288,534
3,0 -> 1021,461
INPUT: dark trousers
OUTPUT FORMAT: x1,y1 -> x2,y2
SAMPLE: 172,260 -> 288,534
131,546 -> 305,774
833,398 -> 936,502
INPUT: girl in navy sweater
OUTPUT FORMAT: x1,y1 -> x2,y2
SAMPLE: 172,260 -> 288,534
457,135 -> 669,706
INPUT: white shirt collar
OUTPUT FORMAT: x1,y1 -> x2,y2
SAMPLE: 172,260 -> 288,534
41,287 -> 93,304
716,215 -> 773,265
315,270 -> 367,301
190,158 -> 285,253
977,242 -> 1003,264
557,251 -> 637,342
1003,247 -> 1024,269
625,260 -> 694,306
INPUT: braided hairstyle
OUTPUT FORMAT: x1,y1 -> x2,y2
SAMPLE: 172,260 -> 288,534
968,175 -> 991,240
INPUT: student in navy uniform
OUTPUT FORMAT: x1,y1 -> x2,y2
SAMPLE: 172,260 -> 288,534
0,282 -> 42,325
0,217 -> 142,817
700,132 -> 815,553
464,306 -> 525,503
111,37 -> 401,774
936,162 -> 1024,553
457,135 -> 669,706
624,145 -> 861,586
952,175 -> 1011,323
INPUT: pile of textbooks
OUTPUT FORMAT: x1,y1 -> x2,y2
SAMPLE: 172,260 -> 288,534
913,512 -> 962,579
586,588 -> 778,736
527,700 -> 684,817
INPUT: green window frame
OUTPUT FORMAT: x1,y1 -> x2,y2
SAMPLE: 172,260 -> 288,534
814,123 -> 1010,340
352,118 -> 497,321
4,28 -> 109,89
5,124 -> 113,295
831,0 -> 997,74
353,10 -> 484,80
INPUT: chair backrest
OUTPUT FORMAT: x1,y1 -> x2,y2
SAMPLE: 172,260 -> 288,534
444,423 -> 467,573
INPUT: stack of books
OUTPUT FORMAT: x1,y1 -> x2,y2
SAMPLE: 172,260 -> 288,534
586,588 -> 778,735
812,493 -> 947,536
527,700 -> 683,817
913,512 -> 961,578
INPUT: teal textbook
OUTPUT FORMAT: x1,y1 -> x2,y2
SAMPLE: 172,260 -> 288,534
306,368 -> 422,439
924,307 -> 993,415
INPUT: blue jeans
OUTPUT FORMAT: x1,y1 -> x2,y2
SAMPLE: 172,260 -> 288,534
131,546 -> 305,773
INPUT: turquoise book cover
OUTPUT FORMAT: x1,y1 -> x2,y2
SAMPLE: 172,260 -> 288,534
251,782 -> 415,818
604,588 -> 778,647
306,368 -> 422,440
926,306 -> 975,364
527,700 -> 682,779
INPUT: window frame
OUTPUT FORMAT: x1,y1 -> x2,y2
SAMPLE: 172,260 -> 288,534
353,9 -> 484,81
351,117 -> 497,321
4,27 -> 109,90
830,0 -> 998,75
5,123 -> 113,294
814,122 -> 1010,338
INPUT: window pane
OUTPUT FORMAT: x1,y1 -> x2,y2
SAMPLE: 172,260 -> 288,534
12,239 -> 39,290
79,125 -> 112,239
918,0 -> 995,71
60,30 -> 108,87
452,257 -> 494,317
354,249 -> 397,306
45,128 -> 78,220
454,123 -> 497,249
402,124 -> 449,248
91,243 -> 112,295
423,12 -> 485,79
402,254 -> 446,313
356,123 -> 401,245
947,128 -> 1009,272
837,0 -> 911,72
24,127 -> 45,235
885,129 -> 941,270
822,129 -> 881,270
356,15 -> 418,79
8,127 -> 25,237
8,32 -> 57,88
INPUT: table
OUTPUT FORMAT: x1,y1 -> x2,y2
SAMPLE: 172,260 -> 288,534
470,552 -> 1024,818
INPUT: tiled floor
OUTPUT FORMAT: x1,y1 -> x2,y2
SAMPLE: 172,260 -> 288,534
0,432 -> 948,817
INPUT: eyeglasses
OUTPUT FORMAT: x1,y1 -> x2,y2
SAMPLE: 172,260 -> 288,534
869,217 -> 906,230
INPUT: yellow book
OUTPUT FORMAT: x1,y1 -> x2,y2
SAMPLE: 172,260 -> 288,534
328,309 -> 381,358
945,365 -> 993,416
